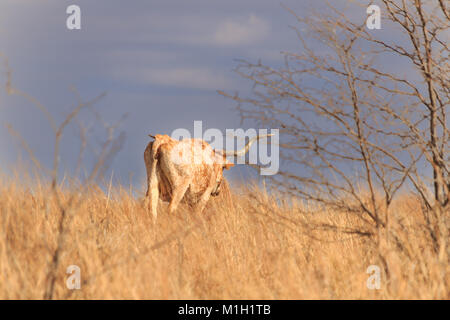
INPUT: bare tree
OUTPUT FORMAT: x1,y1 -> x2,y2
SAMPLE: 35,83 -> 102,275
220,0 -> 449,254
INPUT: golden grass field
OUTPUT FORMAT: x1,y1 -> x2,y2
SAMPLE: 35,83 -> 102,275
0,173 -> 448,299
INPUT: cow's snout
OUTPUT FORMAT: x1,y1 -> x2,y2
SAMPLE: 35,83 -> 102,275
211,179 -> 222,196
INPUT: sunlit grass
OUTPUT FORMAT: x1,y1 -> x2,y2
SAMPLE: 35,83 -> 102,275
0,174 -> 448,299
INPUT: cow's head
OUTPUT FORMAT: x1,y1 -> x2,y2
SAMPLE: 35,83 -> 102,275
211,155 -> 234,197
211,133 -> 273,197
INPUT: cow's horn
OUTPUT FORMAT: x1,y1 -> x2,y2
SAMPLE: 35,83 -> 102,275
221,133 -> 274,157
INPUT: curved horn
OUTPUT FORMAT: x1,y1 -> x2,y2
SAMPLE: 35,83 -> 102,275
220,133 -> 274,157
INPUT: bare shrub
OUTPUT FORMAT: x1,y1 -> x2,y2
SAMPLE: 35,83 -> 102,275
219,0 -> 449,277
0,54 -> 126,299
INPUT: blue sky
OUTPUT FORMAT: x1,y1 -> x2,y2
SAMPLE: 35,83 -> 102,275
0,0 -> 391,191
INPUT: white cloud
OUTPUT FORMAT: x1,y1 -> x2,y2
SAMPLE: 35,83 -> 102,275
213,14 -> 270,46
83,9 -> 271,48
107,49 -> 179,64
113,13 -> 271,48
113,67 -> 232,90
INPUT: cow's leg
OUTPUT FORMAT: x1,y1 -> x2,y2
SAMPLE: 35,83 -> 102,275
168,179 -> 191,214
193,186 -> 215,214
148,174 -> 159,221
193,169 -> 220,214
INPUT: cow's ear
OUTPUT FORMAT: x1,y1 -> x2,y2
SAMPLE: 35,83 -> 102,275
223,163 -> 234,170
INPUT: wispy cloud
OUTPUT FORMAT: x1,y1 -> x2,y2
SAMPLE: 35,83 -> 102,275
102,12 -> 271,48
112,67 -> 232,90
213,14 -> 270,46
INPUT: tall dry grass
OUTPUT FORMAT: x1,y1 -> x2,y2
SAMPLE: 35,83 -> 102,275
0,173 -> 448,299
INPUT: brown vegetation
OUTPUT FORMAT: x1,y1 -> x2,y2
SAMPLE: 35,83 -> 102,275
0,174 -> 447,299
